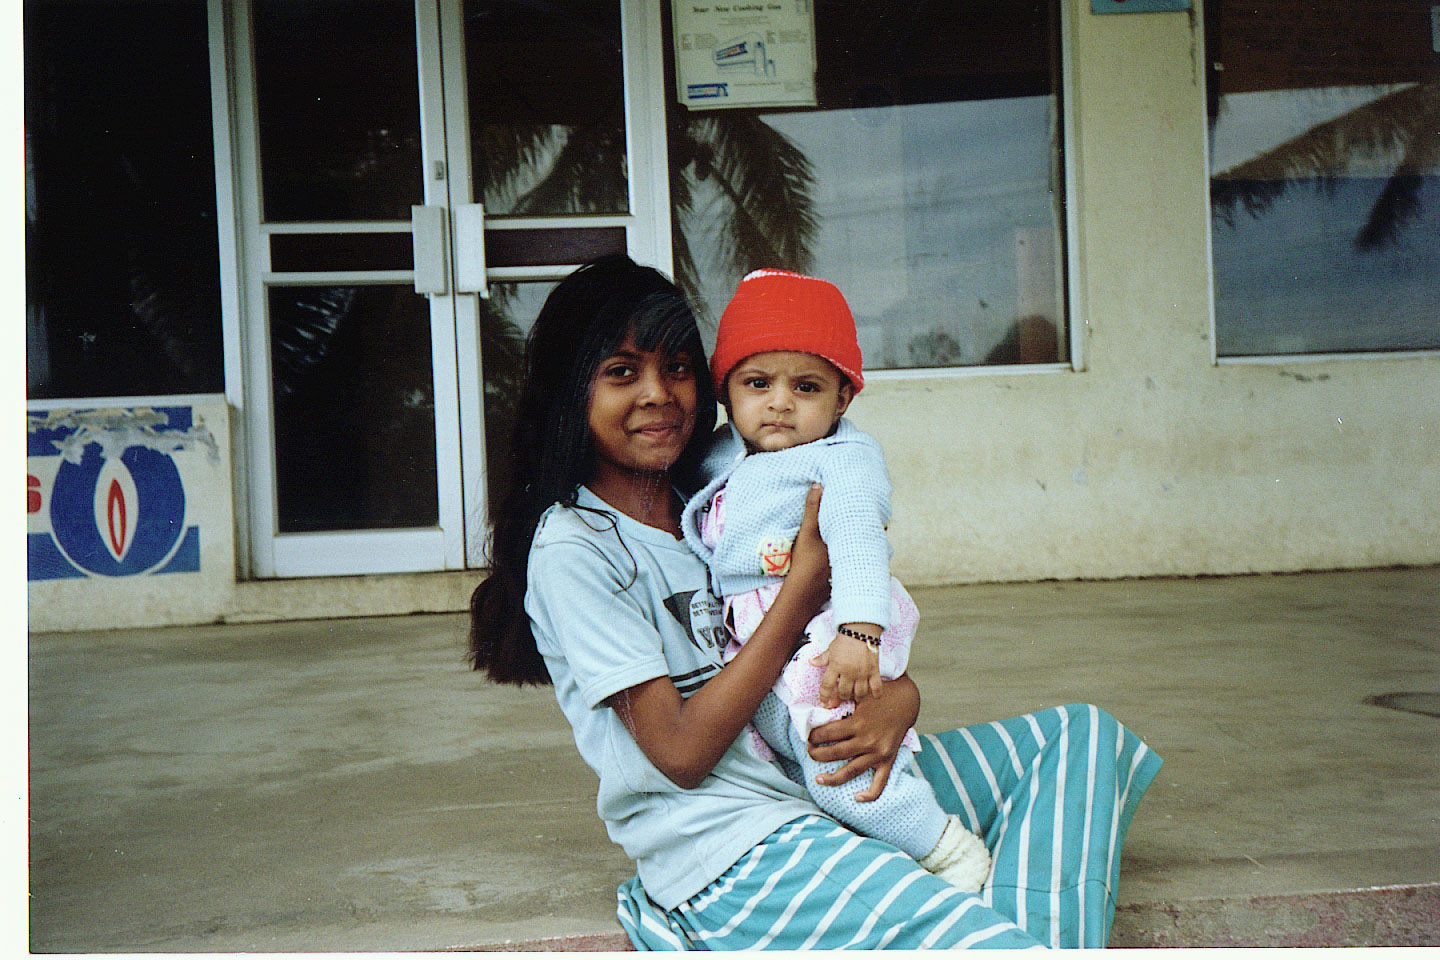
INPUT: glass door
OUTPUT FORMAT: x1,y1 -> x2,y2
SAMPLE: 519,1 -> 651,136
444,0 -> 670,566
233,0 -> 669,577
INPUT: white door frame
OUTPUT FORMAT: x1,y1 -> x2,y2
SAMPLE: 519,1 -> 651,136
230,0 -> 463,577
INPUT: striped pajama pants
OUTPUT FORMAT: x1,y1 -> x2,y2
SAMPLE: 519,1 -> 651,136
617,703 -> 1161,950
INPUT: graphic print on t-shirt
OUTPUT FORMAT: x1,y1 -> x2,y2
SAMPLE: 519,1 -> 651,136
662,587 -> 726,694
662,588 -> 726,653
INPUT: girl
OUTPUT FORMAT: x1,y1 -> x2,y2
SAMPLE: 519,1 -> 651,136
680,268 -> 990,893
470,254 -> 1161,950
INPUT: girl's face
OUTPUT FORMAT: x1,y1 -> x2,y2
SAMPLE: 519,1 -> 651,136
586,334 -> 699,486
725,351 -> 853,453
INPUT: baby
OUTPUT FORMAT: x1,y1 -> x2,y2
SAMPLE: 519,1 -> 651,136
681,269 -> 991,892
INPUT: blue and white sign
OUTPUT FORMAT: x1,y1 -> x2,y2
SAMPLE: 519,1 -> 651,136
27,406 -> 218,580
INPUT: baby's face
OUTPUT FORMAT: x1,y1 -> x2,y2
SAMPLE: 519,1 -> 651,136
725,351 -> 853,452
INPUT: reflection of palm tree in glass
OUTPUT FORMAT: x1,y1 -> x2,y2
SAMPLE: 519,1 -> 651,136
1210,81 -> 1440,250
667,112 -> 819,308
475,287 -> 526,516
477,110 -> 818,512
476,113 -> 818,298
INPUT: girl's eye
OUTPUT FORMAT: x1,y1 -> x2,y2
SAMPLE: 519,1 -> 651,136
667,359 -> 693,377
603,364 -> 636,379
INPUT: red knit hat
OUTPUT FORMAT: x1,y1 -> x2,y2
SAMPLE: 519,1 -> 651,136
711,269 -> 864,395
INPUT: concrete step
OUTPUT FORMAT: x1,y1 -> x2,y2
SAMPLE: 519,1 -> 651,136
463,883 -> 1440,951
1111,883 -> 1440,948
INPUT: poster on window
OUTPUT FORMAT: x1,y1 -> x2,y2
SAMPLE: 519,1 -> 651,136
673,2 -> 817,110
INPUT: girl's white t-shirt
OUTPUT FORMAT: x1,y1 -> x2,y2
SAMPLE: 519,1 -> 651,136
526,486 -> 819,910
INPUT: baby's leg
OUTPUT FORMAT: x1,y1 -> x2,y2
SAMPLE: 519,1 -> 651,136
748,692 -> 808,785
749,692 -> 946,861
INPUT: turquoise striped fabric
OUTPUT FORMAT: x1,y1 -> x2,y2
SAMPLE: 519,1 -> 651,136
617,703 -> 1161,950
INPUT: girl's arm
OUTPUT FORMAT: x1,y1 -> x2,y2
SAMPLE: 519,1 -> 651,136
805,673 -> 921,801
610,485 -> 831,789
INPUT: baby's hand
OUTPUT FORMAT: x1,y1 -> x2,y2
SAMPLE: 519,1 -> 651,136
811,627 -> 883,707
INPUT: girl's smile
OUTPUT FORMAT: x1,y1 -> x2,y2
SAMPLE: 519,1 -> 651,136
631,418 -> 686,441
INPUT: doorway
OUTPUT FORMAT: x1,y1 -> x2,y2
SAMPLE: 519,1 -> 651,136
230,0 -> 670,577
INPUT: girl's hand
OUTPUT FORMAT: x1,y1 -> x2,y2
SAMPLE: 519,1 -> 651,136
806,673 -> 920,802
779,484 -> 831,619
810,630 -> 883,706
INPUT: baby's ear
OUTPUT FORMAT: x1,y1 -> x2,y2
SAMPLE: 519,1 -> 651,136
834,381 -> 855,417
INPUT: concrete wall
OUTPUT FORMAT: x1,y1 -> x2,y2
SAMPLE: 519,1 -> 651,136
858,8 -> 1440,586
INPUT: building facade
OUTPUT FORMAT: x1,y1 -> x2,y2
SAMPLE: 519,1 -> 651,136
25,0 -> 1440,631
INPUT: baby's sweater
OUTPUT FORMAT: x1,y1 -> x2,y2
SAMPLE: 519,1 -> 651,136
681,419 -> 894,628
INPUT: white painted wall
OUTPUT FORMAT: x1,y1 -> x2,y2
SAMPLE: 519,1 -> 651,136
855,8 -> 1440,587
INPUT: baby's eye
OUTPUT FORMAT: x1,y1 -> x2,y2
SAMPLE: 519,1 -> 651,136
795,381 -> 819,393
744,377 -> 769,390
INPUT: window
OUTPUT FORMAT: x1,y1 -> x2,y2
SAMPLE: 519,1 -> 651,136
25,0 -> 224,399
1207,0 -> 1440,357
664,1 -> 1067,371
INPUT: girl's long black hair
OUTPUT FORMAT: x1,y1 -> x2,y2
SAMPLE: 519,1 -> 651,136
468,254 -> 717,685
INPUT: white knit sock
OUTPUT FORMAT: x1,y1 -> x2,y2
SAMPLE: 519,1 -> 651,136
917,814 -> 992,893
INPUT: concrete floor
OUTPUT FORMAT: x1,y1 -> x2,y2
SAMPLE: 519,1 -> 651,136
27,566 -> 1440,952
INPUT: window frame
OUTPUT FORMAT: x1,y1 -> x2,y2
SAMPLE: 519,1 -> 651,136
865,0 -> 1084,384
665,0 -> 1085,383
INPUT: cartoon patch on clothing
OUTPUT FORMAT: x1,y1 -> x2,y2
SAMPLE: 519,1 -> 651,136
758,533 -> 793,576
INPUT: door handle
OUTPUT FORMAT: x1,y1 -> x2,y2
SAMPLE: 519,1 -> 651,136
411,205 -> 448,295
453,203 -> 490,298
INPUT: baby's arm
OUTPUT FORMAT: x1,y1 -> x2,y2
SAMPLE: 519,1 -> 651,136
812,438 -> 895,706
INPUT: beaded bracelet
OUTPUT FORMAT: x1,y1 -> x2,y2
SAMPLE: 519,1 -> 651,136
836,625 -> 882,649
